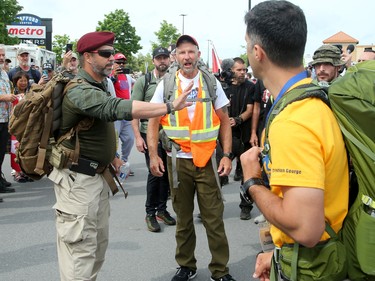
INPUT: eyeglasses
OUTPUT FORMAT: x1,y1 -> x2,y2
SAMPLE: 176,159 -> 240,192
115,61 -> 126,65
90,49 -> 115,58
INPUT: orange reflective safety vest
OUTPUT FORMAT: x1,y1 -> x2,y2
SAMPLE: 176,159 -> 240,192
160,71 -> 220,167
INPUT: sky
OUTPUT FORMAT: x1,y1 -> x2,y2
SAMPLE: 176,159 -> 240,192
15,0 -> 374,66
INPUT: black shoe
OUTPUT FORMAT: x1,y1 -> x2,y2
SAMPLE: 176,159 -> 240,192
171,267 -> 197,281
145,214 -> 161,232
0,173 -> 11,187
157,210 -> 176,225
0,198 -> 3,203
240,206 -> 252,220
0,186 -> 15,193
210,274 -> 236,281
220,176 -> 229,186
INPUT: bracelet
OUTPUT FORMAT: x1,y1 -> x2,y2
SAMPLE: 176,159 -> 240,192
166,102 -> 172,114
166,101 -> 175,115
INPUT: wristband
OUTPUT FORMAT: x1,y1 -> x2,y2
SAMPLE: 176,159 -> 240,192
166,101 -> 175,115
240,177 -> 265,204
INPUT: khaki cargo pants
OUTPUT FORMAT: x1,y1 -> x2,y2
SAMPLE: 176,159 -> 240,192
49,167 -> 110,281
167,157 -> 230,279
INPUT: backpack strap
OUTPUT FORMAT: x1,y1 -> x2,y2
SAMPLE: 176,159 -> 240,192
142,72 -> 153,99
264,84 -> 328,162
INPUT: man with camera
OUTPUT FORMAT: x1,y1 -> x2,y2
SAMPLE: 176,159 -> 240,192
220,57 -> 255,220
110,53 -> 136,171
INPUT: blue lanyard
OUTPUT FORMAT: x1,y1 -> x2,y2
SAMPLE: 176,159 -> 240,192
265,70 -> 308,124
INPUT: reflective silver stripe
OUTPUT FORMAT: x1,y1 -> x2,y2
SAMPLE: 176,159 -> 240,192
163,128 -> 190,139
191,127 -> 219,141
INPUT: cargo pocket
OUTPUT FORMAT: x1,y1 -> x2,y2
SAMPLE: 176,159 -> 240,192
54,204 -> 88,244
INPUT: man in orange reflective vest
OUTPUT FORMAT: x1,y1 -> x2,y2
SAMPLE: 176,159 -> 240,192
147,35 -> 236,281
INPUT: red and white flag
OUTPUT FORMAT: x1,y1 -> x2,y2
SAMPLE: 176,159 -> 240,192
211,43 -> 221,73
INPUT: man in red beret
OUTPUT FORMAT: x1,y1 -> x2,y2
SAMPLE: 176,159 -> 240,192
48,31 -> 192,281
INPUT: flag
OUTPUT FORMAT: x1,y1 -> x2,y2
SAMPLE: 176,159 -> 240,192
211,43 -> 221,73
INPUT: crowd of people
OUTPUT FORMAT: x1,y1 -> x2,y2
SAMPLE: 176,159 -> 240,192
1,0 -> 374,280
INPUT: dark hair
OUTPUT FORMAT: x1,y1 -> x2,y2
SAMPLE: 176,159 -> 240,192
244,0 -> 307,68
233,57 -> 245,64
12,71 -> 30,86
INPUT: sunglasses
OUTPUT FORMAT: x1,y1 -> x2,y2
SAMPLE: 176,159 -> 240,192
90,49 -> 115,58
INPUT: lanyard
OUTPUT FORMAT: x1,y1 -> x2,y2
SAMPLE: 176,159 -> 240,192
265,70 -> 308,124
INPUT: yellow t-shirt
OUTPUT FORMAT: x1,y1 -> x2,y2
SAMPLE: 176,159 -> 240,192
263,84 -> 349,247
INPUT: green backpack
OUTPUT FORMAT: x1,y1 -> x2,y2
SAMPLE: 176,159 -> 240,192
329,60 -> 375,281
264,62 -> 375,281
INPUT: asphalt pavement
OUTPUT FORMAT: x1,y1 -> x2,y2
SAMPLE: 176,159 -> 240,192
0,147 -> 262,281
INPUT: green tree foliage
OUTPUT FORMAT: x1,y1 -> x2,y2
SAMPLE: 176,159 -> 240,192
52,34 -> 78,65
0,0 -> 22,45
151,20 -> 180,50
96,9 -> 141,65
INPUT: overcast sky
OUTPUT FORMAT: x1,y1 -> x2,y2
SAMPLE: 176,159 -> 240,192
16,0 -> 374,65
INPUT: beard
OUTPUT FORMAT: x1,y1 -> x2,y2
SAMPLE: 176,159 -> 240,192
155,64 -> 168,73
92,61 -> 113,77
179,59 -> 198,75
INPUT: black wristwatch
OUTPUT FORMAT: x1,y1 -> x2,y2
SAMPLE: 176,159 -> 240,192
240,178 -> 265,204
222,152 -> 234,160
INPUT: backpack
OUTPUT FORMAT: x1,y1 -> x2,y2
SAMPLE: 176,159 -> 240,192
264,62 -> 375,281
8,72 -> 86,180
162,60 -> 218,103
329,60 -> 375,281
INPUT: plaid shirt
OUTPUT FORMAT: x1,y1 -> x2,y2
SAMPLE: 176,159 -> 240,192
0,69 -> 11,123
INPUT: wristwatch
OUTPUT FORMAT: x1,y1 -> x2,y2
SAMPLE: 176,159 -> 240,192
240,177 -> 265,204
222,152 -> 234,160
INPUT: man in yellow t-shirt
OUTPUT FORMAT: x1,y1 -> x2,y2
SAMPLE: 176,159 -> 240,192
241,1 -> 349,280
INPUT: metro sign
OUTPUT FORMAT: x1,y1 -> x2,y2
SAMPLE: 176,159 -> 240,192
7,25 -> 46,39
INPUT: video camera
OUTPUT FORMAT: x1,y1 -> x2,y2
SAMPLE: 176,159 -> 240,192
214,69 -> 234,88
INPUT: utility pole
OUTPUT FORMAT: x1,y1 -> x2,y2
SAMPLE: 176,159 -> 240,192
180,14 -> 187,34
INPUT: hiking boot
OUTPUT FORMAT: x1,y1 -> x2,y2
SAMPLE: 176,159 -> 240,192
171,267 -> 197,281
0,173 -> 11,187
157,210 -> 176,225
145,214 -> 161,232
210,274 -> 236,281
240,207 -> 251,220
254,214 -> 266,224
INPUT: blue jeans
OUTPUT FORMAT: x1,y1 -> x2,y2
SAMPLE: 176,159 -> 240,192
115,120 -> 134,162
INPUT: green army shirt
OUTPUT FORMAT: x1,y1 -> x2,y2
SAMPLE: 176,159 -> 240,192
60,68 -> 133,166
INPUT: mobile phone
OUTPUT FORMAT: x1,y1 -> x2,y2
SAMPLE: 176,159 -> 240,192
123,67 -> 131,74
42,70 -> 48,77
65,43 -> 73,53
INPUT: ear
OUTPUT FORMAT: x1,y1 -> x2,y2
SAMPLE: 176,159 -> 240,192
83,52 -> 92,64
253,44 -> 266,62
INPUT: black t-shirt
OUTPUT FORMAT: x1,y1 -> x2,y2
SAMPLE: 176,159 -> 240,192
225,80 -> 255,143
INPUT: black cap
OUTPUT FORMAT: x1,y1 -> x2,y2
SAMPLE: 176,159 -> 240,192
152,47 -> 169,58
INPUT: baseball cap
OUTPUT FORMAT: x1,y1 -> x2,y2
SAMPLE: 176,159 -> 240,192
17,48 -> 29,56
42,62 -> 54,70
152,47 -> 169,58
114,53 -> 127,61
311,45 -> 345,67
176,35 -> 199,49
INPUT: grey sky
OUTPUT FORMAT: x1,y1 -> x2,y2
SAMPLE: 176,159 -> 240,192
17,0 -> 374,65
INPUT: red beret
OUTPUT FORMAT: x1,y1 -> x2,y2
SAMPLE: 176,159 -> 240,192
77,31 -> 115,54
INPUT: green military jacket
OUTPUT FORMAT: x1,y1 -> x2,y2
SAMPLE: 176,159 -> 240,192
60,68 -> 133,166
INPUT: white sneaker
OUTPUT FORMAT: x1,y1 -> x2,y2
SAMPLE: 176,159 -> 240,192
254,214 -> 266,224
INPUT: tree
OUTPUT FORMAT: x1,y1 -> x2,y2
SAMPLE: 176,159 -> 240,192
96,9 -> 142,65
52,34 -> 77,65
0,0 -> 22,45
151,20 -> 180,50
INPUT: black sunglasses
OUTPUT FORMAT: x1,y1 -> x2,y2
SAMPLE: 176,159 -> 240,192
90,49 -> 115,58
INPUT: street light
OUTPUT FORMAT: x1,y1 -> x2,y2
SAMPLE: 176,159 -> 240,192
180,14 -> 187,34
